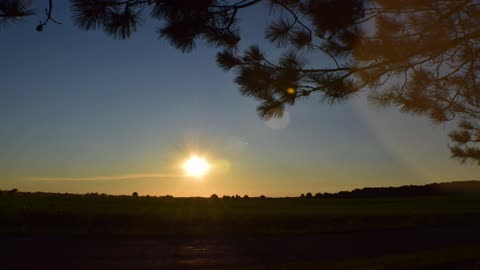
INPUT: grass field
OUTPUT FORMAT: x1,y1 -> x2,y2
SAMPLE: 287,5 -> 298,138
1,192 -> 480,269
1,192 -> 480,236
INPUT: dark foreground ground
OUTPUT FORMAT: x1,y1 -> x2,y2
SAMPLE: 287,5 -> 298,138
1,191 -> 480,269
2,225 -> 480,269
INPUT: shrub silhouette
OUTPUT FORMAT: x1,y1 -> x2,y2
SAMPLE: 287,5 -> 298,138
132,192 -> 138,197
210,194 -> 219,199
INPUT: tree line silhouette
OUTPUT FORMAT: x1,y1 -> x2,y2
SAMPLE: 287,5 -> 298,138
2,0 -> 480,164
307,181 -> 480,199
2,181 -> 479,199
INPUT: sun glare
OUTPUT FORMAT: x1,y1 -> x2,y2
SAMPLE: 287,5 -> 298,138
182,155 -> 210,178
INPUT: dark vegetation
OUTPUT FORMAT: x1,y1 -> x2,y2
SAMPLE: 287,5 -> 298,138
1,182 -> 480,269
1,181 -> 480,237
1,181 -> 480,269
313,180 -> 480,198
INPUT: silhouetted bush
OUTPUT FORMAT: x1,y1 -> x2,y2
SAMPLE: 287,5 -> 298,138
210,194 -> 219,199
306,192 -> 313,198
85,192 -> 100,198
132,192 -> 138,197
243,195 -> 249,199
260,195 -> 266,199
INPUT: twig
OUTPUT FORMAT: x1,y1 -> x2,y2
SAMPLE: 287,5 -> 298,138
36,0 -> 62,32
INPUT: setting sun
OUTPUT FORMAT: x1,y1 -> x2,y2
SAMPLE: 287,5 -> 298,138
182,155 -> 210,178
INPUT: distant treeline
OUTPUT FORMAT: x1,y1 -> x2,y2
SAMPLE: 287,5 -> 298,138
306,181 -> 480,199
1,181 -> 479,199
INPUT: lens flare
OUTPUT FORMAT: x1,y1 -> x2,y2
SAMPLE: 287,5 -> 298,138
182,155 -> 210,178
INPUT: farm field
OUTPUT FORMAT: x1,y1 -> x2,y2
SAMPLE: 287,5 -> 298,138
1,192 -> 480,269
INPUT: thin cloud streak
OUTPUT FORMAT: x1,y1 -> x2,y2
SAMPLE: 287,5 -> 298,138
28,173 -> 182,181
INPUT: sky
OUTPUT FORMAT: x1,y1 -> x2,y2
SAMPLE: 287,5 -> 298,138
1,1 -> 478,197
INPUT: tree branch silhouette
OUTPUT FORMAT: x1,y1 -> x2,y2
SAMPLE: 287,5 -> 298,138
0,0 -> 34,28
3,0 -> 480,164
36,0 -> 62,32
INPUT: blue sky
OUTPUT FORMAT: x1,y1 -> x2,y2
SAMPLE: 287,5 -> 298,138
1,1 -> 478,196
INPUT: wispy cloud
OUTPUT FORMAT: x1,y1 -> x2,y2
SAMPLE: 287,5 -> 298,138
28,173 -> 181,181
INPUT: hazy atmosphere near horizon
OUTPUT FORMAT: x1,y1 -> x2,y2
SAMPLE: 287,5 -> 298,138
1,1 -> 478,197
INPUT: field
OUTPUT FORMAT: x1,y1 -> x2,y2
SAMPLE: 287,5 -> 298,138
1,192 -> 480,269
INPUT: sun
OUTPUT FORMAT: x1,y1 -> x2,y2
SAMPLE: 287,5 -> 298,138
182,155 -> 210,178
